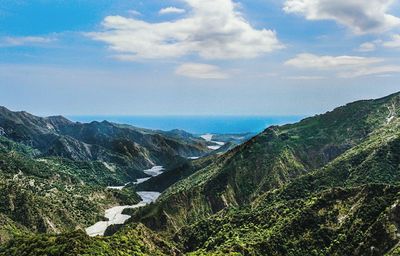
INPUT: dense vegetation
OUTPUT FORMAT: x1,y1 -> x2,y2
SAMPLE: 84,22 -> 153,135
176,117 -> 400,255
129,92 -> 400,255
0,107 -> 217,244
0,224 -> 179,256
1,92 -> 400,255
0,137 -> 141,241
131,93 -> 400,233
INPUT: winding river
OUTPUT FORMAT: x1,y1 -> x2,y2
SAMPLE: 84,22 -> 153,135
85,166 -> 164,237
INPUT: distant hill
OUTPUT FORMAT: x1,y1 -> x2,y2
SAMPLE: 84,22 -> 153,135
0,106 -> 212,182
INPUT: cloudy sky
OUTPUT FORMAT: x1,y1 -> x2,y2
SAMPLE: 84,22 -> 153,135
1,0 -> 400,116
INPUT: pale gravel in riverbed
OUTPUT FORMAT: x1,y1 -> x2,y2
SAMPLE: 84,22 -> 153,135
143,166 -> 164,176
86,166 -> 164,237
85,192 -> 161,237
201,134 -> 225,150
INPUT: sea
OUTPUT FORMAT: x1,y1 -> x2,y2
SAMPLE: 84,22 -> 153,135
67,116 -> 305,135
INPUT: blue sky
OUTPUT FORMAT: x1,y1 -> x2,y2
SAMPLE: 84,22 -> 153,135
1,0 -> 400,116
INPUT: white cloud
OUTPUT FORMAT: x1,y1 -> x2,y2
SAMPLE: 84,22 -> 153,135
285,53 -> 400,78
339,65 -> 400,78
175,63 -> 229,79
0,36 -> 55,47
285,53 -> 383,69
159,7 -> 186,15
383,34 -> 400,48
88,0 -> 282,60
357,42 -> 376,52
283,0 -> 400,34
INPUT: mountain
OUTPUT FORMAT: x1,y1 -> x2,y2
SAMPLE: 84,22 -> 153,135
0,223 -> 180,256
132,92 -> 400,235
135,155 -> 217,193
0,106 -> 252,246
0,136 -> 141,243
175,113 -> 400,255
0,106 -> 211,183
1,92 -> 400,255
0,107 -> 215,244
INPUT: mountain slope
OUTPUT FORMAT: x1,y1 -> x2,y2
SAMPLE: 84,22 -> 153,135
133,92 -> 400,233
0,223 -> 179,256
0,136 -> 141,240
0,107 -> 210,180
175,116 -> 400,255
1,92 -> 400,255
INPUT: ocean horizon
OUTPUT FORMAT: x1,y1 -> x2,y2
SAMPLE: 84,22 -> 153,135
67,115 -> 305,134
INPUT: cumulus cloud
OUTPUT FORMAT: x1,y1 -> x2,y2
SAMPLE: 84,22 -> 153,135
175,63 -> 229,79
0,36 -> 55,47
159,7 -> 186,15
285,53 -> 383,69
88,0 -> 282,60
283,0 -> 400,34
383,34 -> 400,48
285,53 -> 400,78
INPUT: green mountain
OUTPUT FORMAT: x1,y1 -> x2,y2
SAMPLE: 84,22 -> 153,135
0,223 -> 179,256
0,106 -> 251,247
0,108 -> 211,244
1,92 -> 400,255
176,112 -> 400,255
0,135 -> 141,242
133,92 -> 400,234
0,106 -> 210,182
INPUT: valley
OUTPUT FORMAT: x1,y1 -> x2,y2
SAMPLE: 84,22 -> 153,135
3,1 -> 399,254
85,191 -> 161,237
0,92 -> 400,255
86,165 -> 166,237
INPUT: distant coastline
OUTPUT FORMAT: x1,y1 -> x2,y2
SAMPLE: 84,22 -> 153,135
67,115 -> 305,134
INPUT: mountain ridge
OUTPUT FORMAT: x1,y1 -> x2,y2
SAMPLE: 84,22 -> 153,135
1,92 -> 400,255
131,91 -> 400,234
0,106 -> 212,182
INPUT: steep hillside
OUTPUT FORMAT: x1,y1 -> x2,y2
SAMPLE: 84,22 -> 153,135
0,223 -> 179,256
0,106 -> 245,244
0,137 -> 140,241
1,92 -> 400,255
175,117 -> 400,255
0,107 -> 210,180
179,184 -> 400,256
133,92 -> 400,233
135,155 -> 217,193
